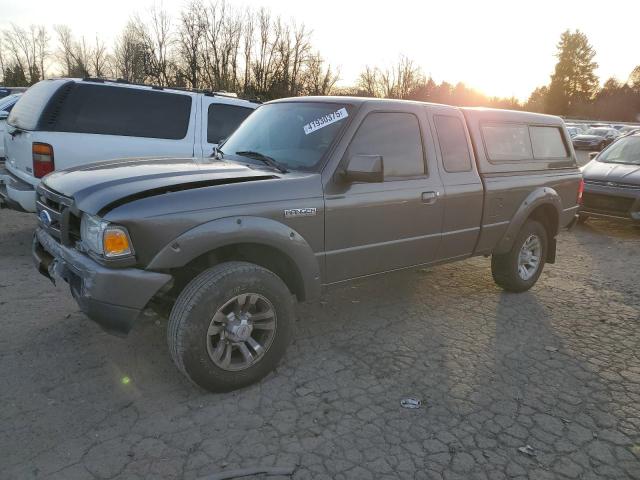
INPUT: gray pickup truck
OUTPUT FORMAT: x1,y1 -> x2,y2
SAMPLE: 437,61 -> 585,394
32,97 -> 581,392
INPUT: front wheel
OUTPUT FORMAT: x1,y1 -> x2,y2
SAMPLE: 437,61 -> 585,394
168,261 -> 294,392
491,220 -> 548,293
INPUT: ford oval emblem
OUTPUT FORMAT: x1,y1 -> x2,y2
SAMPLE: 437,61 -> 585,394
39,210 -> 52,227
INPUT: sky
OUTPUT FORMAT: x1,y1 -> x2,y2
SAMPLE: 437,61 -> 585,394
1,0 -> 638,100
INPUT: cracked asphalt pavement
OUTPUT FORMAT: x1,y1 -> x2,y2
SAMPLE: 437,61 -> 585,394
1,208 -> 639,480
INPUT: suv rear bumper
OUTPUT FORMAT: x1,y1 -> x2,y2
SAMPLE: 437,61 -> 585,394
33,227 -> 173,335
0,166 -> 36,212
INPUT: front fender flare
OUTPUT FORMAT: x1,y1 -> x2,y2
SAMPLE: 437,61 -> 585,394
147,216 -> 321,301
494,187 -> 562,255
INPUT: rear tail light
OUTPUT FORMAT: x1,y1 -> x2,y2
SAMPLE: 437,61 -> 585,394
33,142 -> 55,178
577,178 -> 585,205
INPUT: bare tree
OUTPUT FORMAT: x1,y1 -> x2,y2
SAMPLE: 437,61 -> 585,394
358,66 -> 380,97
303,52 -> 339,96
0,37 -> 6,83
2,24 -> 46,84
132,4 -> 174,85
91,36 -> 110,78
35,26 -> 49,80
177,0 -> 206,88
113,21 -> 146,82
251,8 -> 282,96
241,9 -> 254,93
54,24 -> 90,77
201,1 -> 243,92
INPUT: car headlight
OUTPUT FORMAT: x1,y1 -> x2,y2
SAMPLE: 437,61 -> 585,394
80,213 -> 133,258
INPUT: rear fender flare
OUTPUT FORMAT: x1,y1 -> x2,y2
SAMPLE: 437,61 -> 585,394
494,187 -> 562,255
147,216 -> 321,301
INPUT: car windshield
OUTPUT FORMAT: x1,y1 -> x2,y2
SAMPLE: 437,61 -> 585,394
598,136 -> 640,165
584,128 -> 608,137
220,102 -> 352,171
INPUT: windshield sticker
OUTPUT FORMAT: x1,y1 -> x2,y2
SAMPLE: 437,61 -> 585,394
303,108 -> 348,135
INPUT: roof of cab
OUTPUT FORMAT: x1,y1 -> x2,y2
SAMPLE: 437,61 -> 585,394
268,96 -> 563,125
269,95 -> 458,109
461,107 -> 564,126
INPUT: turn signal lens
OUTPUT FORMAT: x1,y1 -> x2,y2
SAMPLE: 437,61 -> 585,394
33,142 -> 55,178
103,227 -> 132,257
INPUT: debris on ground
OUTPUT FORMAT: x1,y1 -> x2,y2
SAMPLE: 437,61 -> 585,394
544,346 -> 558,352
400,397 -> 422,409
198,465 -> 296,480
518,445 -> 536,457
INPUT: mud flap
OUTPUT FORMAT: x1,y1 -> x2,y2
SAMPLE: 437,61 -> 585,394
546,237 -> 557,264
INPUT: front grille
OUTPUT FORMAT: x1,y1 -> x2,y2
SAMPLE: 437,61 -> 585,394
582,192 -> 635,214
36,186 -> 79,245
584,179 -> 640,190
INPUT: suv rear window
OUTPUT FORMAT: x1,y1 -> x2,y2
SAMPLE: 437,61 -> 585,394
7,80 -> 66,131
50,84 -> 192,139
207,104 -> 253,144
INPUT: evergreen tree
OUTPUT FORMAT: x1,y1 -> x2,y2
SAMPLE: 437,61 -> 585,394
546,29 -> 599,115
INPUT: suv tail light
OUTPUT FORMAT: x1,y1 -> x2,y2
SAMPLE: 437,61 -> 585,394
577,178 -> 585,205
33,143 -> 55,178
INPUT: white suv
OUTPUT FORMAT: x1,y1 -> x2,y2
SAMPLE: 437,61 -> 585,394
0,78 -> 257,211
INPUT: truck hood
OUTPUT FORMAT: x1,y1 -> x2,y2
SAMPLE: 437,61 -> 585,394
582,160 -> 640,184
42,157 -> 280,215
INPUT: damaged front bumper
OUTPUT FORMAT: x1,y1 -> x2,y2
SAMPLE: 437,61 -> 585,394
33,227 -> 172,336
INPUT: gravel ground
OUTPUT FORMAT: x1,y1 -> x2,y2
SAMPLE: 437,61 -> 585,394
0,208 -> 639,480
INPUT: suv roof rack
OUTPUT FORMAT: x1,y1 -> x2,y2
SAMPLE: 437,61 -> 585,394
80,77 -> 261,104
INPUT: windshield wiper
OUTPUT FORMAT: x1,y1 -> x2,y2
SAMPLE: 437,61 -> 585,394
234,150 -> 288,173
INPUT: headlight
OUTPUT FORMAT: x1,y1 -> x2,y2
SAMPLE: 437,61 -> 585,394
80,214 -> 133,258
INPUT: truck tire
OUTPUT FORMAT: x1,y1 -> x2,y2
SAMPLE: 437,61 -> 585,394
168,261 -> 294,392
491,219 -> 548,293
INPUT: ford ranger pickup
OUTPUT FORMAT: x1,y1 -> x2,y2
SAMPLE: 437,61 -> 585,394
32,97 -> 582,392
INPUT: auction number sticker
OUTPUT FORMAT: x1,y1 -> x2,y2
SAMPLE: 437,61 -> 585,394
303,108 -> 348,135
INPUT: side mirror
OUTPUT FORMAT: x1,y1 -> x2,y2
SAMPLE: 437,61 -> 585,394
589,151 -> 599,160
0,111 -> 8,120
344,154 -> 384,183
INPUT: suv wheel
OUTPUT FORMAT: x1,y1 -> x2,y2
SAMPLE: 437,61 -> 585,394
168,261 -> 294,392
491,219 -> 548,293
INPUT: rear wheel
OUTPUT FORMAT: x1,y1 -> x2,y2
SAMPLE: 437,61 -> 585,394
168,261 -> 294,392
491,219 -> 548,293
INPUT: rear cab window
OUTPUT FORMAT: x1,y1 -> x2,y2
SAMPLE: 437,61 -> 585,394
434,115 -> 472,172
207,104 -> 254,144
45,84 -> 192,139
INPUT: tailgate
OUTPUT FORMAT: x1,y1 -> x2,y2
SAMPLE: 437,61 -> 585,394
4,126 -> 38,186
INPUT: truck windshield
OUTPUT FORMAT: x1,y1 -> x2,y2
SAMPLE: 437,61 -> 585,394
221,102 -> 352,171
598,136 -> 640,165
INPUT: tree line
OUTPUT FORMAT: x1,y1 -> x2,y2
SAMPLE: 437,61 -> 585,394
0,1 -> 339,99
347,31 -> 639,122
1,7 -> 638,121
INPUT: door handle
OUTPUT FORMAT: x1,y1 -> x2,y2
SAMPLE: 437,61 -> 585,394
421,191 -> 439,204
